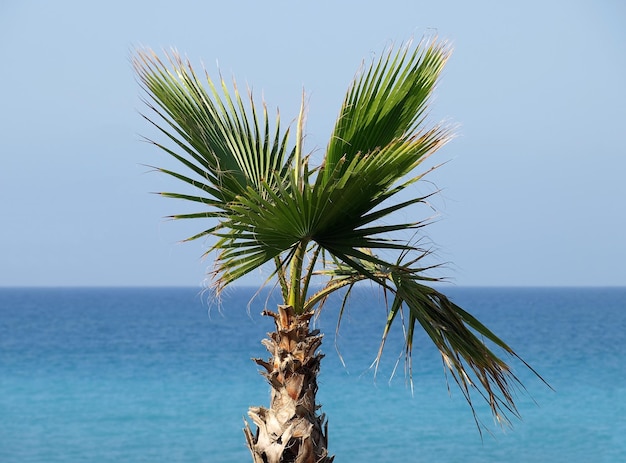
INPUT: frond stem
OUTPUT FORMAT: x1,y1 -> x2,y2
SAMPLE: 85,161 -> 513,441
275,256 -> 289,302
300,244 -> 322,307
303,275 -> 367,313
288,240 -> 308,312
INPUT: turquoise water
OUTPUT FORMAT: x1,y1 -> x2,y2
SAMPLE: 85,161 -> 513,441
1,287 -> 624,462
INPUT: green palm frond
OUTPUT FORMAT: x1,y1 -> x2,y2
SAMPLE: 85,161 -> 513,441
134,48 -> 293,209
324,38 -> 451,183
134,48 -> 303,288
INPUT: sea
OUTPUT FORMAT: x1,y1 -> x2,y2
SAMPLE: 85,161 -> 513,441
0,286 -> 624,462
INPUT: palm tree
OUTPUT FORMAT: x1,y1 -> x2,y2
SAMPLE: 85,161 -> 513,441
134,38 -> 537,463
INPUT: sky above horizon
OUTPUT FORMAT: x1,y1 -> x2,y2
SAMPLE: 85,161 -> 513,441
1,0 -> 625,287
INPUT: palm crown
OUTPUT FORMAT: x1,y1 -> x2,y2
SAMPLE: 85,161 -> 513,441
134,38 -> 533,428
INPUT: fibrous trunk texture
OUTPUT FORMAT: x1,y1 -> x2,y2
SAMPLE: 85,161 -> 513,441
244,305 -> 334,463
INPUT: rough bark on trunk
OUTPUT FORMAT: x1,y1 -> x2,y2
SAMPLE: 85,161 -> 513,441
244,305 -> 334,463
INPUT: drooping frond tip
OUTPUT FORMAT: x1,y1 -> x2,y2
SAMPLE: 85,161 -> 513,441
317,250 -> 547,431
381,277 -> 549,431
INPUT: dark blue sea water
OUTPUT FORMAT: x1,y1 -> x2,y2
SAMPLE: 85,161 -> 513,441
1,287 -> 625,462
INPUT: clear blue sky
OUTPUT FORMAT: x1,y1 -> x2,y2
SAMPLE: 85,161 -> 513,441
1,0 -> 624,287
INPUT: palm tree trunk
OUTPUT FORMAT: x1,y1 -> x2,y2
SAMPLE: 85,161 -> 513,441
244,305 -> 334,463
